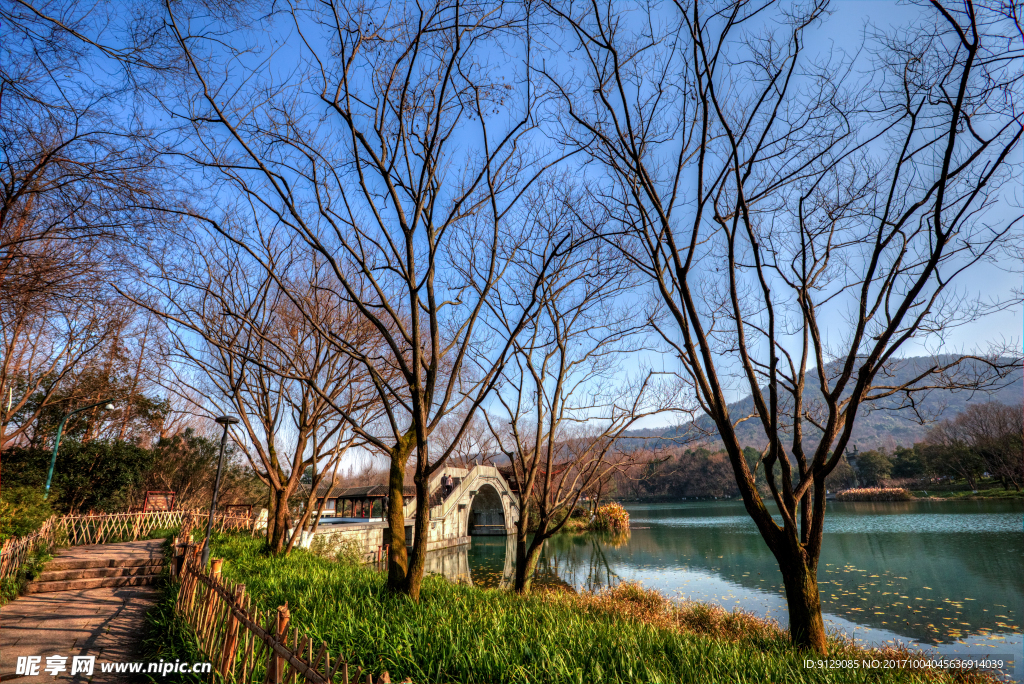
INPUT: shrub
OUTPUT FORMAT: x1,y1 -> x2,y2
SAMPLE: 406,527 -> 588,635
0,442 -> 153,513
0,486 -> 53,542
592,502 -> 629,532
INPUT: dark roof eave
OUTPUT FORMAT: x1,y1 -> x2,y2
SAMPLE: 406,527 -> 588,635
315,483 -> 416,499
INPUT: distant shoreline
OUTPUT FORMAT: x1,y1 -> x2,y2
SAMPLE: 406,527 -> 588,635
612,490 -> 1023,504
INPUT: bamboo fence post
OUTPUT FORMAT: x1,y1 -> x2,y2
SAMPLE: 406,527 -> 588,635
170,536 -> 181,579
268,603 -> 290,684
211,558 -> 224,581
201,567 -> 219,640
219,583 -> 245,677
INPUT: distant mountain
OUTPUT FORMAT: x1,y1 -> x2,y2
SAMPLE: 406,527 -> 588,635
619,356 -> 1023,451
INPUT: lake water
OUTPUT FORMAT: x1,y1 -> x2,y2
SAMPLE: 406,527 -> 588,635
430,500 -> 1023,679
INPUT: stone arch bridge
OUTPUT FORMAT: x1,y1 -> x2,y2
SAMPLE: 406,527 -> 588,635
308,465 -> 519,553
422,466 -> 519,548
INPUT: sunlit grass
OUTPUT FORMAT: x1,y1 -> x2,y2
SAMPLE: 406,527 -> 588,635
196,532 -> 997,683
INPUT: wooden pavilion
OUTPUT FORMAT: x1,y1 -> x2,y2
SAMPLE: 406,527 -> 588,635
314,483 -> 416,518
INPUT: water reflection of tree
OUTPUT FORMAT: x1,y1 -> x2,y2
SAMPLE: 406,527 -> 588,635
538,533 -> 626,593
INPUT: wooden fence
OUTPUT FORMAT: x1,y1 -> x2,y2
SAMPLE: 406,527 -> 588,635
175,543 -> 394,684
3,510 -> 397,681
0,516 -> 58,580
0,510 -> 256,580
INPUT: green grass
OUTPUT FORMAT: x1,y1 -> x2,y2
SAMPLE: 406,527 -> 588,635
186,532 -> 993,684
139,539 -> 207,683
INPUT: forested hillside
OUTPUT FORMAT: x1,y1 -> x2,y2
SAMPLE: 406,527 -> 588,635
619,356 -> 1022,451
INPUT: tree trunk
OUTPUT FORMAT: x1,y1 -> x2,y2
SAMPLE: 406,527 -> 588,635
268,488 -> 291,554
265,486 -> 277,547
779,552 -> 828,653
386,453 -> 409,592
285,496 -> 316,554
308,495 -> 328,536
403,471 -> 431,601
514,535 -> 544,594
512,505 -> 533,593
513,503 -> 552,595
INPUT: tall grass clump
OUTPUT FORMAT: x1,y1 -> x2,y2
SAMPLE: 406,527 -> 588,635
837,488 -> 913,501
591,502 -> 630,532
309,533 -> 365,564
192,532 -> 994,684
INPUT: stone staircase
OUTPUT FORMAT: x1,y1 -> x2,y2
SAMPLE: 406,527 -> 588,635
24,540 -> 164,594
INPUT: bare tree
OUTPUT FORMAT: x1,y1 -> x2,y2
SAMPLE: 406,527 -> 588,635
134,237 -> 383,554
547,0 -> 1021,651
484,186 -> 688,593
928,401 -> 1023,491
146,425 -> 266,510
158,0 -> 565,598
964,403 -> 1024,491
1,0 -> 165,456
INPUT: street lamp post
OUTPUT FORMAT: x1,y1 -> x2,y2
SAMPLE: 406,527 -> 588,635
44,400 -> 116,500
202,415 -> 240,567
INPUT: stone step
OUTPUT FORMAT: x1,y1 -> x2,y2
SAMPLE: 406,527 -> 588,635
46,556 -> 164,572
24,574 -> 161,594
36,564 -> 164,582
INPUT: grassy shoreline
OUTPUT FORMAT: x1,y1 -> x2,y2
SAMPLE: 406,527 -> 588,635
149,531 -> 1000,683
909,489 -> 1023,501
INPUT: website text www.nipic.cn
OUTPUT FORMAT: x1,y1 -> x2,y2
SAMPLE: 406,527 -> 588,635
15,656 -> 212,677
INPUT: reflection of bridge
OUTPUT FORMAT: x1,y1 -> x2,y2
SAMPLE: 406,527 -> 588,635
425,535 -> 518,588
424,536 -> 583,591
309,465 -> 519,553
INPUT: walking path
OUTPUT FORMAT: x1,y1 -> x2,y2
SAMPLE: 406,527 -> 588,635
0,540 -> 164,682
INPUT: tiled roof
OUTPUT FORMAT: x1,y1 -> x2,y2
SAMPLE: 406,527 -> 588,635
314,482 -> 416,498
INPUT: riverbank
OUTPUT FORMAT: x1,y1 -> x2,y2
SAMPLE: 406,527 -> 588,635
837,487 -> 1023,501
910,483 -> 1023,500
615,483 -> 1024,503
148,531 -> 1000,683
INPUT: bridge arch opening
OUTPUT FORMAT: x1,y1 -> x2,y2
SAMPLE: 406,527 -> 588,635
467,484 -> 507,536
